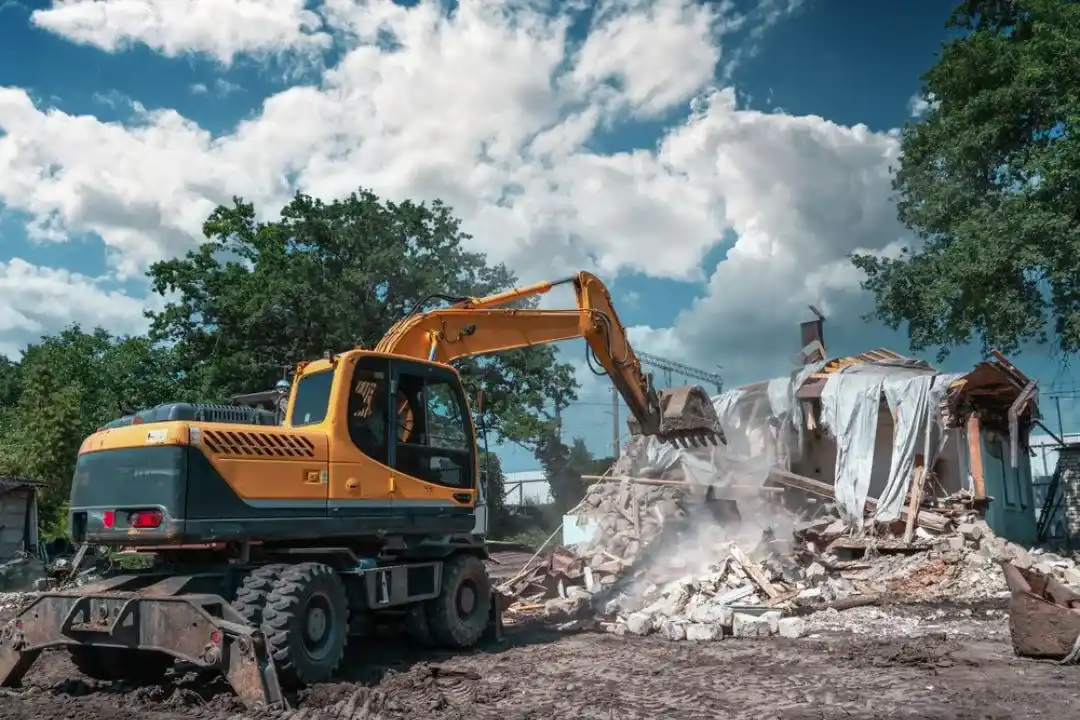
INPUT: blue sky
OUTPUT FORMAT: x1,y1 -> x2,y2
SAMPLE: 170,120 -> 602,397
1,0 -> 1076,473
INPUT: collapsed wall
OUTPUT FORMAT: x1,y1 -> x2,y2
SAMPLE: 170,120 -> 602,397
503,410 -> 1063,642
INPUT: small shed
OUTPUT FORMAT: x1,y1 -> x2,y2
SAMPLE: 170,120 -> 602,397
0,477 -> 42,559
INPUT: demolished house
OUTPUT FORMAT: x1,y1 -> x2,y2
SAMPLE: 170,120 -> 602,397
499,321 -> 1067,645
715,343 -> 1041,548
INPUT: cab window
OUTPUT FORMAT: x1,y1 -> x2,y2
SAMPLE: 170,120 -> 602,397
289,370 -> 333,426
346,357 -> 391,465
391,366 -> 473,489
427,381 -> 469,451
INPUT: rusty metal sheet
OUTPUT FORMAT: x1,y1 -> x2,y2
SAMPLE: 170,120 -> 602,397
1001,561 -> 1080,661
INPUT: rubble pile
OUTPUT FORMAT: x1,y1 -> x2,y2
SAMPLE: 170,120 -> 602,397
502,435 -> 1079,643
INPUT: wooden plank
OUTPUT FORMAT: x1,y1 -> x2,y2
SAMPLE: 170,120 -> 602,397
768,468 -> 951,533
729,545 -> 782,599
902,456 -> 926,544
966,414 -> 986,498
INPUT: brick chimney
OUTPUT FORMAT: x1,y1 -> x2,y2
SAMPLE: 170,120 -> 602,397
797,318 -> 826,365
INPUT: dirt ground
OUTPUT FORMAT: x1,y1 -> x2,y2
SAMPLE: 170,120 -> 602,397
2,601 -> 1078,720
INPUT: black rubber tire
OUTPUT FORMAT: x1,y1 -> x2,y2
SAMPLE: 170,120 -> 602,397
403,600 -> 436,647
231,563 -> 289,625
262,562 -> 349,689
426,553 -> 492,649
68,646 -> 172,685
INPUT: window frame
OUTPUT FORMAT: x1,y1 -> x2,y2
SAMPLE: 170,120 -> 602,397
345,356 -> 393,465
389,360 -> 476,490
288,369 -> 334,427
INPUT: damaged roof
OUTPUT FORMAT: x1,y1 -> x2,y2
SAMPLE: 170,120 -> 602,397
732,347 -> 1038,421
0,477 -> 43,494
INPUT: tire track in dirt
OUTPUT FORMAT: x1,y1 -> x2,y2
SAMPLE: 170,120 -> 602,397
1,620 -> 1078,720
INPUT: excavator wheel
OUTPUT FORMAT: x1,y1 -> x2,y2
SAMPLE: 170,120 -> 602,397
404,600 -> 437,647
68,645 -> 173,685
426,553 -> 492,649
262,562 -> 349,689
231,563 -> 290,625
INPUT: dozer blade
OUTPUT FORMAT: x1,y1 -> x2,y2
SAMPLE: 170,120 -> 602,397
655,385 -> 725,447
0,581 -> 284,710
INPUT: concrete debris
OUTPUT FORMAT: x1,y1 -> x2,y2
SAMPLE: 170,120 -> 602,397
501,434 -> 1076,645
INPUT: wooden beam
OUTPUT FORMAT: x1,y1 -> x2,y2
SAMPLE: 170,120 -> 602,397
902,455 -> 926,544
768,468 -> 951,533
966,414 -> 986,498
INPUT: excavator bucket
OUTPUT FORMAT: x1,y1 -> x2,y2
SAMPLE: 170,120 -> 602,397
654,385 -> 725,448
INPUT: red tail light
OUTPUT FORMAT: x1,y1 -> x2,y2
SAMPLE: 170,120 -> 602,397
128,510 -> 163,529
103,510 -> 115,529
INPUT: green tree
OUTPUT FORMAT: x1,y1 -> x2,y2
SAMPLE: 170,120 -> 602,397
147,190 -> 578,446
477,449 -> 508,532
0,327 -> 184,528
852,0 -> 1080,359
535,434 -> 609,514
0,356 -> 19,409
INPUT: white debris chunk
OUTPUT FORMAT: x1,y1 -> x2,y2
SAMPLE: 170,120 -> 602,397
685,623 -> 723,641
778,617 -> 808,639
732,612 -> 773,638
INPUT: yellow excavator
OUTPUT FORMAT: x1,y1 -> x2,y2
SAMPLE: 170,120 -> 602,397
0,271 -> 723,708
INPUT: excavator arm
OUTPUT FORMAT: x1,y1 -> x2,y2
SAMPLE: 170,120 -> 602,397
373,272 -> 724,448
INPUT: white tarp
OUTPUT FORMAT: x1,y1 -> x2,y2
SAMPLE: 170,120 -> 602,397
819,370 -> 888,528
636,388 -> 746,480
767,376 -> 793,417
875,372 -> 963,522
877,374 -> 936,522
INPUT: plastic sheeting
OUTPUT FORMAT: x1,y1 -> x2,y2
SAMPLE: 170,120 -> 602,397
767,377 -> 793,417
635,389 -> 745,481
875,374 -> 935,522
874,372 -> 962,522
819,370 -> 888,528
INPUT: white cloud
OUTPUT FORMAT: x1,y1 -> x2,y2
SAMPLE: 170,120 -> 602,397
626,88 -> 903,382
0,0 -> 905,385
31,0 -> 331,65
0,259 -> 155,358
190,78 -> 243,97
908,91 -> 939,118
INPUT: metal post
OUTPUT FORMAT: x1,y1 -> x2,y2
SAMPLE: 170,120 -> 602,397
611,386 -> 620,459
1057,396 -> 1065,439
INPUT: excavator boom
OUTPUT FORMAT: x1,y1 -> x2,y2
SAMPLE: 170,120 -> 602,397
374,272 -> 724,448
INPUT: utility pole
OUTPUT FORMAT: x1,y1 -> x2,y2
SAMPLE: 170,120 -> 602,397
554,402 -> 563,443
611,386 -> 620,459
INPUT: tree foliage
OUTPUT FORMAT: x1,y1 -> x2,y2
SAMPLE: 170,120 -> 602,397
477,449 -> 507,531
147,190 -> 578,445
535,432 -> 615,515
852,0 -> 1080,359
0,328 -> 185,529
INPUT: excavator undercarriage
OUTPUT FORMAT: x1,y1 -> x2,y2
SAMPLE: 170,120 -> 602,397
0,545 -> 503,709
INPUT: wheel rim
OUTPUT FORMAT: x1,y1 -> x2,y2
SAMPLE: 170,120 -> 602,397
456,580 -> 477,619
302,593 -> 335,660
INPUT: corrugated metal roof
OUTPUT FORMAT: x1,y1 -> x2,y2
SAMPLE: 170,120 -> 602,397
0,477 -> 43,494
